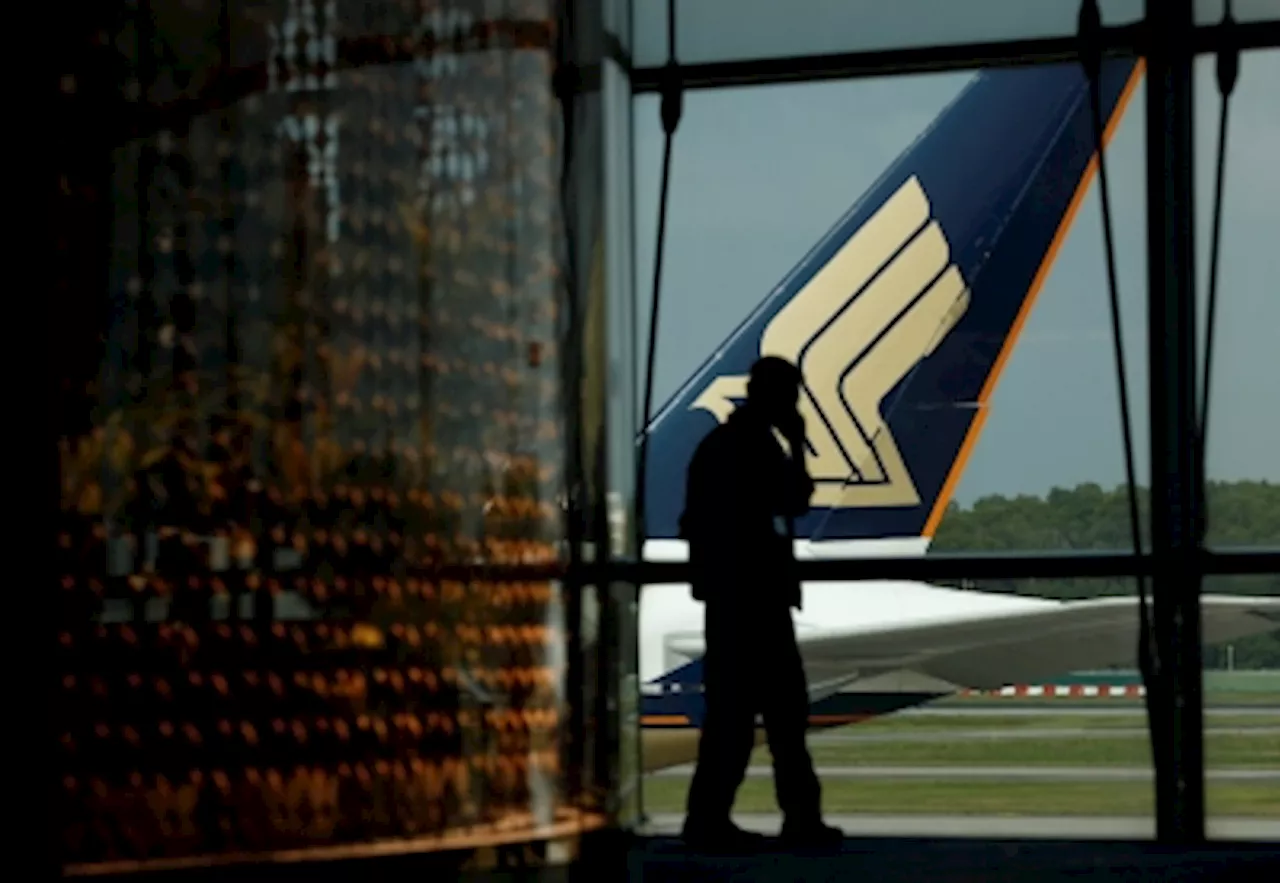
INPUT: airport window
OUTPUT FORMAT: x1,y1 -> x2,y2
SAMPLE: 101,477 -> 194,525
633,65 -> 1156,560
626,8 -> 1279,845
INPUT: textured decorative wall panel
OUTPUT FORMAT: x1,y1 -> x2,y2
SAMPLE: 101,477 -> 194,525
53,0 -> 600,869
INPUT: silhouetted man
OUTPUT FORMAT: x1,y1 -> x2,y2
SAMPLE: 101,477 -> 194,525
679,356 -> 842,851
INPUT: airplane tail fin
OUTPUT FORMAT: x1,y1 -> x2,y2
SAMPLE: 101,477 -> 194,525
641,59 -> 1143,547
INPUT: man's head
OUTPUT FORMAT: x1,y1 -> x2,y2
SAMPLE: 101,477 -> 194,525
746,356 -> 802,422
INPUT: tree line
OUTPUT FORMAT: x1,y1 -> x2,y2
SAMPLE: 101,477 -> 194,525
931,480 -> 1280,669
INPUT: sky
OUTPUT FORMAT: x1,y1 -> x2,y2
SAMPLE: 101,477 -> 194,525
631,50 -> 1279,506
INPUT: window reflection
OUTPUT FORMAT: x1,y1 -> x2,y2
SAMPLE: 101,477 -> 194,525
54,0 -> 601,870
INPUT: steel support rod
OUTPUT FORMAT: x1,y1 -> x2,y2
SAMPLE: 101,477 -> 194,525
1144,0 -> 1205,844
628,20 -> 1280,93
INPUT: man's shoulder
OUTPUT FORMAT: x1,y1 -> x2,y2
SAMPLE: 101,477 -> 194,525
709,413 -> 781,453
694,421 -> 735,454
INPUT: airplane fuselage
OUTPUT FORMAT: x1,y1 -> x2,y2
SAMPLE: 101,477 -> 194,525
634,539 -> 1057,772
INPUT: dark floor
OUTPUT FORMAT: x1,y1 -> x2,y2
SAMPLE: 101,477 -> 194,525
628,836 -> 1280,883
60,834 -> 1280,882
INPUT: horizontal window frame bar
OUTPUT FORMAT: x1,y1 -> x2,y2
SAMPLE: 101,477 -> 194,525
629,19 -> 1280,92
623,549 -> 1280,585
396,548 -> 1280,585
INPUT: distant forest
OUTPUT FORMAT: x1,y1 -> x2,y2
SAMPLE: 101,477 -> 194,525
931,481 -> 1280,669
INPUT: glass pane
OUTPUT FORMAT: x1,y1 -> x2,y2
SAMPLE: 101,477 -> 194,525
1200,574 -> 1280,840
632,0 -> 1143,67
638,576 -> 1195,838
634,61 -> 1152,560
53,1 -> 602,871
604,61 -> 640,562
558,50 -> 638,835
1196,47 -> 1280,841
1196,48 -> 1280,553
1197,0 -> 1280,24
601,58 -> 646,825
606,0 -> 633,49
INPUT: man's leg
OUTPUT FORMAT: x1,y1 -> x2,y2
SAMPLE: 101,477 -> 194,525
760,612 -> 840,846
684,606 -> 760,841
759,612 -> 821,823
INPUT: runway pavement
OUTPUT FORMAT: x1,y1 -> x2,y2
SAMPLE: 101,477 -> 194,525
640,812 -> 1280,841
649,764 -> 1280,782
810,726 -> 1280,743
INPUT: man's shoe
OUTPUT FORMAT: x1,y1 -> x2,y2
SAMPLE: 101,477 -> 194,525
680,819 -> 768,852
779,819 -> 843,850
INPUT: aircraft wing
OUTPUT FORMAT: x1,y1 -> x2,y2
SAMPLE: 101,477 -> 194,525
667,594 -> 1280,695
797,594 -> 1280,694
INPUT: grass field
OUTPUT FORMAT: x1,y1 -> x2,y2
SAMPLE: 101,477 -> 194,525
643,706 -> 1280,818
838,711 -> 1280,733
1203,670 -> 1280,693
790,733 -> 1280,768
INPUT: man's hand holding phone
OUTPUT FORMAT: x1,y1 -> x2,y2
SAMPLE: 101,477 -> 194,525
777,409 -> 806,457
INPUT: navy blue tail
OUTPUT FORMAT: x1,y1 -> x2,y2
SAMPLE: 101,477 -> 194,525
641,59 -> 1142,545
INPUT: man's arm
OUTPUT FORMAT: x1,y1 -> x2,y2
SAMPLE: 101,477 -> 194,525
780,432 -> 815,517
678,444 -> 703,540
679,431 -> 719,540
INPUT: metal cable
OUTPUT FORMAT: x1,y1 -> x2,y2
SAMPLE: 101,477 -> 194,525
1076,0 -> 1162,767
1198,1 -> 1240,540
634,0 -> 683,563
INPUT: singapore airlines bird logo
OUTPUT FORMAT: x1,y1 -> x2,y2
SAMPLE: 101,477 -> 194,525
692,176 -> 971,509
